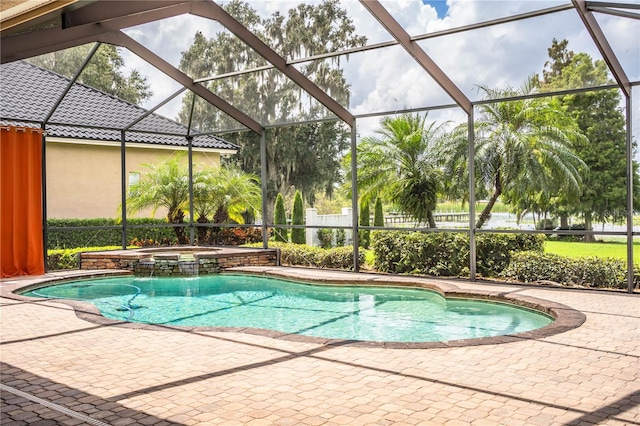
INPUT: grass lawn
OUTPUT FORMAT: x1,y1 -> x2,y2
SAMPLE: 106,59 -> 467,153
435,200 -> 511,214
545,240 -> 640,265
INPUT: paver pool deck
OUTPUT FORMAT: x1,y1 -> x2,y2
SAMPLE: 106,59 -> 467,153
1,266 -> 638,425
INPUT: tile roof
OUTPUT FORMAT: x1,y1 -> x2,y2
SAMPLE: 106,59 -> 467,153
0,60 -> 239,151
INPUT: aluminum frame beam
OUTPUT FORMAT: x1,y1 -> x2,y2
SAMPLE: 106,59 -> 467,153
588,6 -> 640,19
99,30 -> 263,135
585,1 -> 640,10
413,4 -> 575,42
61,1 -> 189,28
625,94 -> 634,293
1,2 -> 192,63
123,87 -> 188,132
468,109 -> 476,281
572,0 -> 632,98
350,121 -> 360,272
190,1 -> 355,126
260,132 -> 269,249
120,130 -> 128,249
191,4 -> 574,86
44,42 -> 101,124
359,0 -> 472,115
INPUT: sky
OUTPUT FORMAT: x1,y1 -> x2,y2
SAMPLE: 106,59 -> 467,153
422,0 -> 449,18
119,0 -> 639,139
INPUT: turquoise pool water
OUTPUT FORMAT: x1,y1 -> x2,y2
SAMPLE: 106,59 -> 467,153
22,275 -> 553,343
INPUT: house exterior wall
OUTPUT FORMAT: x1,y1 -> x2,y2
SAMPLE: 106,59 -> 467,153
45,138 -> 223,219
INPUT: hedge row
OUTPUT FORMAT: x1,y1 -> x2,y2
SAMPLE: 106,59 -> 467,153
247,242 -> 364,271
371,231 -> 545,278
47,218 -> 265,248
501,251 -> 640,289
47,218 -> 177,249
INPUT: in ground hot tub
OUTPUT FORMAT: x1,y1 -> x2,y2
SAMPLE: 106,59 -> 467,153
79,246 -> 279,276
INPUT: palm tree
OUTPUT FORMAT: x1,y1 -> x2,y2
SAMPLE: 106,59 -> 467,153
126,156 -> 262,245
349,113 -> 445,228
192,166 -> 261,244
210,166 -> 262,224
126,155 -> 190,244
439,82 -> 587,229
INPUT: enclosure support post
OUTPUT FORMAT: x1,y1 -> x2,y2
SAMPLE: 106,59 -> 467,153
260,131 -> 269,249
41,123 -> 48,270
351,119 -> 360,272
120,130 -> 127,249
187,136 -> 195,246
468,109 -> 477,281
625,94 -> 634,293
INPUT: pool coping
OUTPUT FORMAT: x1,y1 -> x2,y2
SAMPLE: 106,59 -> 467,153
1,267 -> 586,349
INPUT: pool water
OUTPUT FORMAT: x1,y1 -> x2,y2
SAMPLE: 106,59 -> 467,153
22,275 -> 553,343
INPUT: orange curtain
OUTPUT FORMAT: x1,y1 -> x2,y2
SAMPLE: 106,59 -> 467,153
1,126 -> 45,277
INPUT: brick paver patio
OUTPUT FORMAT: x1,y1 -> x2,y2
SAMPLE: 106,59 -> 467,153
1,267 -> 638,425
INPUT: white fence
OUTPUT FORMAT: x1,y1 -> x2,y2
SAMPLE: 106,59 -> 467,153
305,208 -> 353,247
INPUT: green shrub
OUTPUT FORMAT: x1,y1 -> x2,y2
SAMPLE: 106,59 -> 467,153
374,198 -> 384,227
500,251 -> 569,284
317,246 -> 363,271
335,229 -> 346,247
47,246 -> 130,270
502,251 -> 640,289
274,193 -> 288,243
317,228 -> 334,249
291,190 -> 306,244
476,233 -> 545,277
209,227 -> 264,245
370,231 -> 545,277
280,243 -> 322,266
370,231 -> 406,273
245,242 -> 363,270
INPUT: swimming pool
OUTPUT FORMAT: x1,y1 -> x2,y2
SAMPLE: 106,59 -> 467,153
21,274 -> 553,343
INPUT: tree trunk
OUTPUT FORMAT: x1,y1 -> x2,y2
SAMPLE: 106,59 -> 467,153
213,206 -> 229,224
476,175 -> 502,229
168,208 -> 188,245
196,215 -> 209,245
210,207 -> 230,245
560,213 -> 569,229
427,210 -> 436,229
263,195 -> 275,226
476,194 -> 497,229
584,211 -> 595,242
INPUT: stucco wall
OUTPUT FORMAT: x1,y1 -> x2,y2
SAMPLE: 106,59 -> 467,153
45,139 -> 223,219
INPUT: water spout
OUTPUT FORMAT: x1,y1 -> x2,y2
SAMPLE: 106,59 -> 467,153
178,260 -> 198,276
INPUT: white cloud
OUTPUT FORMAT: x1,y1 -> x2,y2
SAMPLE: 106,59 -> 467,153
120,14 -> 227,121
